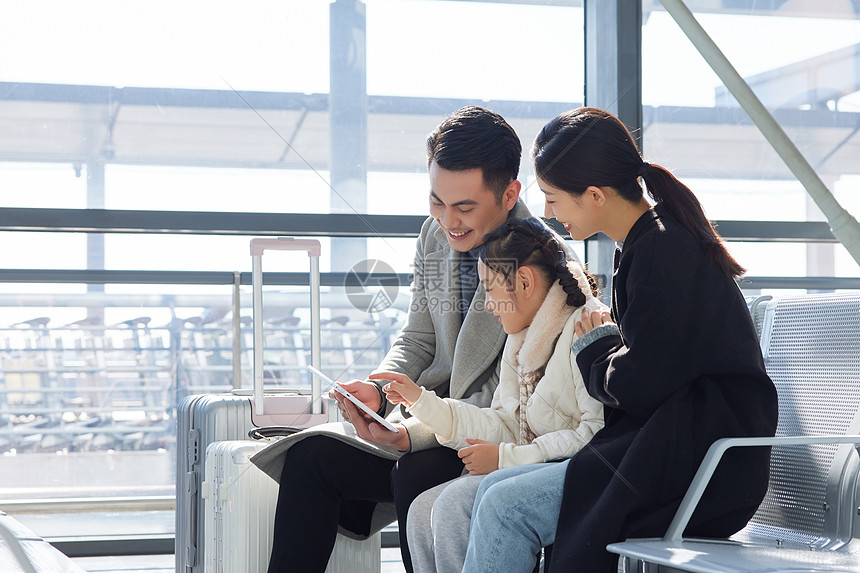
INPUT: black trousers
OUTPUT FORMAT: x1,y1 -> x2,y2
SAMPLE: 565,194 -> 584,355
267,435 -> 464,573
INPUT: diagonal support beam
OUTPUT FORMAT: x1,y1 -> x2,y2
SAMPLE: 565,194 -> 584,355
660,0 -> 860,267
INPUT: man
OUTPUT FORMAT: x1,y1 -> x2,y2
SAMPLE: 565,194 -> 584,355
262,106 -> 531,573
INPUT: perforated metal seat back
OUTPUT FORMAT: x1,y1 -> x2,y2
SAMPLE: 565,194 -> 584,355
734,293 -> 860,547
746,295 -> 772,341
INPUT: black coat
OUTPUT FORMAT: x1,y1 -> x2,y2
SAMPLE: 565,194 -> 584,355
548,205 -> 778,572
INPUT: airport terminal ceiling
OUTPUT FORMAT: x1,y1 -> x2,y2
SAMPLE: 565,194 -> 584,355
435,0 -> 860,19
0,0 -> 860,183
1,1 -> 859,182
1,83 -> 859,182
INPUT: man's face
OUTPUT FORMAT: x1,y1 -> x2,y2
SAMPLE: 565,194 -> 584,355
428,162 -> 517,252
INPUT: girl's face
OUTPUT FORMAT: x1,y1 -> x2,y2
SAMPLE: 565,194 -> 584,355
540,178 -> 599,241
478,261 -> 536,335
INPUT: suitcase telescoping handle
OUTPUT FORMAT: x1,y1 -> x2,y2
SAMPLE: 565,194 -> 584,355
250,238 -> 322,415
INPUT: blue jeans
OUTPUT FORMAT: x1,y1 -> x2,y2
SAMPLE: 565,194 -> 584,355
462,460 -> 569,572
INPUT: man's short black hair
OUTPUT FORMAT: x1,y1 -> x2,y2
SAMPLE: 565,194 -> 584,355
426,106 -> 522,203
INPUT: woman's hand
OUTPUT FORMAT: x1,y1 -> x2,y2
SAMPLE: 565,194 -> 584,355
459,438 -> 500,475
575,309 -> 614,337
372,371 -> 422,408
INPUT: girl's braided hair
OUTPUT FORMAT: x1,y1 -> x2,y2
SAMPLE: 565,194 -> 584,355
477,218 -> 595,307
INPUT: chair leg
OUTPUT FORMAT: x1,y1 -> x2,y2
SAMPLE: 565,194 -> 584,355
532,549 -> 543,573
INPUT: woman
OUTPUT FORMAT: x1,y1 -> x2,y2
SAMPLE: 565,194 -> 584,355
376,217 -> 605,573
462,107 -> 778,573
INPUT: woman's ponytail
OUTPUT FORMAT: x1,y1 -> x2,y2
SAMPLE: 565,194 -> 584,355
640,163 -> 745,278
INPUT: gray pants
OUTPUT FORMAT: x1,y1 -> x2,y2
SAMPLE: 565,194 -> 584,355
406,474 -> 486,573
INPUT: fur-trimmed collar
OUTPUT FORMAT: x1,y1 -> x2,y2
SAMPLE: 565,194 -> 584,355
507,280 -> 577,373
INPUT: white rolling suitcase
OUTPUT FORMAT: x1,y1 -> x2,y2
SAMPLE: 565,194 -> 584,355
176,238 -> 334,573
202,440 -> 381,573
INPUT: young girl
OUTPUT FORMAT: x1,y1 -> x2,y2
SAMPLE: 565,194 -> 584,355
372,217 -> 606,573
461,108 -> 779,573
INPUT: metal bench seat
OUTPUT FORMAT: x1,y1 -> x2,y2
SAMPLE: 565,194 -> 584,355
610,538 -> 860,573
0,510 -> 87,573
609,293 -> 860,573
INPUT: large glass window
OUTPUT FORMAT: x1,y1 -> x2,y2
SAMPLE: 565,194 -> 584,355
642,2 -> 860,283
5,0 -> 856,550
0,0 -> 585,542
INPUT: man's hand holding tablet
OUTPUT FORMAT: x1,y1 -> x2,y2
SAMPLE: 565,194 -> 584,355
307,366 -> 400,434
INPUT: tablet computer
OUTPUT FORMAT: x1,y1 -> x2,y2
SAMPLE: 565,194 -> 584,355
307,366 -> 399,433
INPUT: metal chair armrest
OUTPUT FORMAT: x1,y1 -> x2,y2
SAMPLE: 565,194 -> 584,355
664,434 -> 860,541
0,518 -> 37,573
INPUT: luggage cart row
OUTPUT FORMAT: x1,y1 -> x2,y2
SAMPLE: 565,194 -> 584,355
0,313 -> 404,454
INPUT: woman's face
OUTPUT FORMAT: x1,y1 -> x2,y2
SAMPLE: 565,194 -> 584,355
478,261 -> 534,335
539,178 -> 598,241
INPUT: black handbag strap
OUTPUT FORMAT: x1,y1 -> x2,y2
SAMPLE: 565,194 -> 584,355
248,426 -> 303,440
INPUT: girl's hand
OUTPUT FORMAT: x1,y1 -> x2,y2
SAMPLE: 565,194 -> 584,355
575,309 -> 613,337
371,371 -> 422,408
459,438 -> 500,475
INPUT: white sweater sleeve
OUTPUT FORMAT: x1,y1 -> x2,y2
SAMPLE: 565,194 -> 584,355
405,385 -> 519,450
